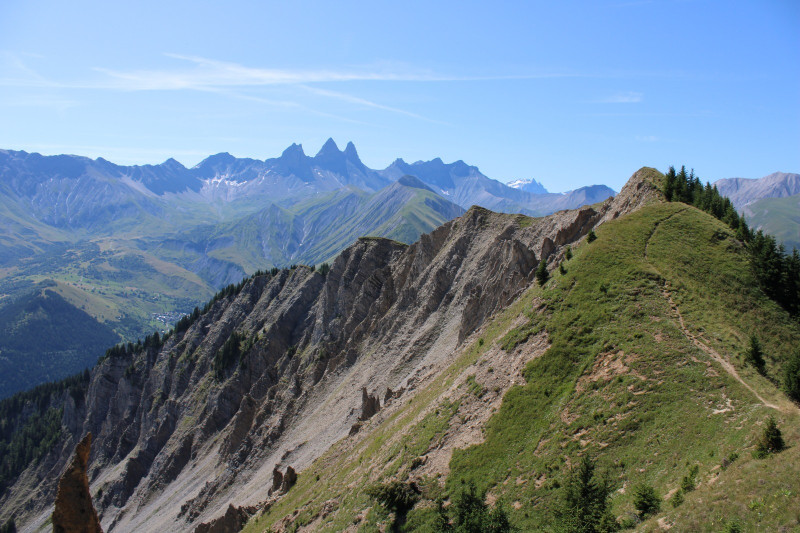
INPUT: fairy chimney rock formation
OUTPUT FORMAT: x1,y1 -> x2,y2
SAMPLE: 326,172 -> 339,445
52,433 -> 103,533
270,466 -> 283,495
280,466 -> 297,492
359,388 -> 380,421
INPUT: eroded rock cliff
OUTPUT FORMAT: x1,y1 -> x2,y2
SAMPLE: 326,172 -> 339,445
1,169 -> 659,532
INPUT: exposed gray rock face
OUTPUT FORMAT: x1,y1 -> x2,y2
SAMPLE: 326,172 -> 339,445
2,169 -> 653,532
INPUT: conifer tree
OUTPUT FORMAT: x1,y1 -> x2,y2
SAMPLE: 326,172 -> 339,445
783,349 -> 800,403
536,260 -> 549,286
663,166 -> 676,202
556,456 -> 618,533
744,335 -> 766,375
755,416 -> 785,457
632,484 -> 661,518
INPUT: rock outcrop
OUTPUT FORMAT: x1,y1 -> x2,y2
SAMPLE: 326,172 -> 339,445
52,433 -> 102,533
359,388 -> 380,421
193,504 -> 253,533
2,169 -> 658,532
280,467 -> 297,493
270,467 -> 283,495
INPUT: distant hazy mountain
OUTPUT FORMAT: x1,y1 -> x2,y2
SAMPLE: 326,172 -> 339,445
1,140 -> 616,260
507,178 -> 548,194
713,172 -> 800,210
144,175 -> 465,274
743,192 -> 800,251
0,139 -> 616,392
379,157 -> 614,215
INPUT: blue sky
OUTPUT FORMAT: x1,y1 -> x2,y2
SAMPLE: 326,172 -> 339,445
1,1 -> 797,192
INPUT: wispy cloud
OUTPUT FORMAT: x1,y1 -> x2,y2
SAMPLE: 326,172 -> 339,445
0,52 -> 641,124
2,53 -> 587,90
298,85 -> 447,124
596,91 -> 644,103
90,54 -> 464,91
0,95 -> 80,110
197,87 -> 374,125
0,50 -> 58,88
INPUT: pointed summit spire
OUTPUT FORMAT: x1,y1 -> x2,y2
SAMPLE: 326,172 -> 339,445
343,141 -> 365,167
281,143 -> 306,158
343,141 -> 359,159
316,138 -> 341,158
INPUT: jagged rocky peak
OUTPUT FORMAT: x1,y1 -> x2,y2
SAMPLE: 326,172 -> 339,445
600,166 -> 663,222
343,141 -> 359,160
314,138 -> 367,169
196,152 -> 236,167
507,177 -> 548,194
161,157 -> 185,168
280,143 -> 306,159
315,137 -> 341,158
52,433 -> 103,533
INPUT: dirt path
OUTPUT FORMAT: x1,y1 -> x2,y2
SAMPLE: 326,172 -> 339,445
643,207 -> 686,262
645,209 -> 784,412
661,283 -> 780,411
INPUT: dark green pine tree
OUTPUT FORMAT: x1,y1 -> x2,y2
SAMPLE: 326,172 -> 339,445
663,166 -> 676,202
675,165 -> 688,202
744,335 -> 766,375
536,260 -> 549,286
439,483 -> 513,533
784,349 -> 800,403
632,484 -> 661,518
556,456 -> 618,533
756,416 -> 785,457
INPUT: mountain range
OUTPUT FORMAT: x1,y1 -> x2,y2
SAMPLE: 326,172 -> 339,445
713,172 -> 800,210
713,172 -> 800,252
1,167 -> 798,532
0,141 -> 614,397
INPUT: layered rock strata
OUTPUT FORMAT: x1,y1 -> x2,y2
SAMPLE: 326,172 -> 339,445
1,170 -> 660,532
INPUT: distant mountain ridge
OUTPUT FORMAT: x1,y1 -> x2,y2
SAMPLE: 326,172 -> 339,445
0,140 -> 612,395
743,193 -> 800,252
712,171 -> 800,251
1,140 -> 614,230
507,177 -> 548,194
713,172 -> 800,210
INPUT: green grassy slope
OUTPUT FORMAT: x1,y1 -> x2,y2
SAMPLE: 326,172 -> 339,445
246,201 -> 800,532
0,242 -> 216,396
745,193 -> 800,252
0,283 -> 119,398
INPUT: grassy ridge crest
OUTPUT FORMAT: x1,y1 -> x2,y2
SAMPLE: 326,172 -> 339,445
248,199 -> 799,531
